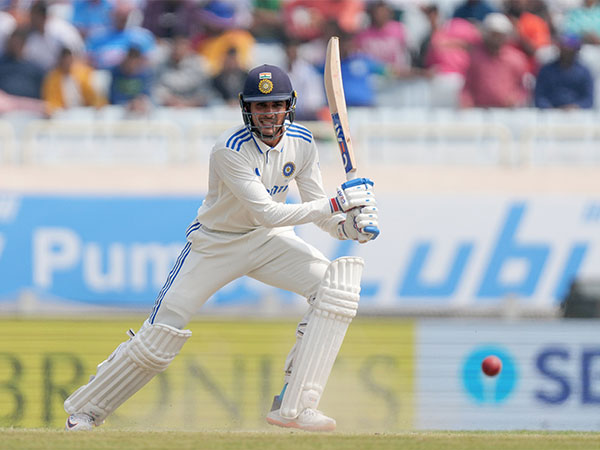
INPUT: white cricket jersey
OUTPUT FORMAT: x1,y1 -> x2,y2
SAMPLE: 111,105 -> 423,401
195,122 -> 344,236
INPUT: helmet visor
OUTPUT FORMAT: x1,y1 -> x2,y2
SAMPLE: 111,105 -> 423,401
241,93 -> 293,102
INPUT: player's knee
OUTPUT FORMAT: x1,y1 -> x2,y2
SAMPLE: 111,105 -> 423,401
130,322 -> 191,371
305,260 -> 331,304
152,306 -> 189,330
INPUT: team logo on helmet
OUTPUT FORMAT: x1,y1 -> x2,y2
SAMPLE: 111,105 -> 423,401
258,79 -> 274,94
282,162 -> 295,177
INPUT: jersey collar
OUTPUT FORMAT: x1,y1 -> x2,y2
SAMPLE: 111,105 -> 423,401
253,131 -> 285,154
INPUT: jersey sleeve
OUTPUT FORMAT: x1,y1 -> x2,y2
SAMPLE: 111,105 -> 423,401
212,147 -> 333,227
294,140 -> 345,239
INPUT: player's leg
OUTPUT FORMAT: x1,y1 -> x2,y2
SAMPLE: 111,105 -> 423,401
247,228 -> 328,405
64,321 -> 192,430
65,230 -> 251,430
247,229 -> 364,431
148,230 -> 253,326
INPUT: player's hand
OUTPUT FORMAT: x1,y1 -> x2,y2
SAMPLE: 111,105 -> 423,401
329,177 -> 376,213
337,205 -> 380,243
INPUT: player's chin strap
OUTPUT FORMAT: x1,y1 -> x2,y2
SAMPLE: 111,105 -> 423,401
251,120 -> 289,142
64,321 -> 191,425
280,256 -> 364,419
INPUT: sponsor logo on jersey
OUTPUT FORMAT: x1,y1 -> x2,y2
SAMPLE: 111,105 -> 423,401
282,162 -> 295,177
258,79 -> 273,94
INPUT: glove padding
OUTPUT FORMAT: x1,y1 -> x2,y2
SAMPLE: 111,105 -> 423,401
337,205 -> 380,243
330,177 -> 376,213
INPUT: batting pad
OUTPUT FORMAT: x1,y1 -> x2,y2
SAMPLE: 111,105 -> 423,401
64,322 -> 191,424
280,256 -> 364,419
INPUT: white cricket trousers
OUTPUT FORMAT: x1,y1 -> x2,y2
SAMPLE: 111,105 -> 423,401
149,224 -> 330,326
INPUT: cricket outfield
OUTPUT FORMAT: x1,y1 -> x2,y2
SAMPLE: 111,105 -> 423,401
1,429 -> 598,450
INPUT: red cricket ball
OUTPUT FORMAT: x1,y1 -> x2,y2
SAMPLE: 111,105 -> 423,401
482,355 -> 502,377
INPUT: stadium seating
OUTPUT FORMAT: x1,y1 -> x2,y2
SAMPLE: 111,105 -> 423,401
1,106 -> 598,167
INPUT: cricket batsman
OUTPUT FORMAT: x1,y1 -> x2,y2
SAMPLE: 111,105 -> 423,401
64,64 -> 380,432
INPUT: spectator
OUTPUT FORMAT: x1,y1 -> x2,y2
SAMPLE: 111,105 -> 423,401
460,12 -> 530,107
453,0 -> 496,23
109,46 -> 153,114
355,0 -> 411,74
423,15 -> 481,76
283,0 -> 364,41
0,27 -> 45,99
212,46 -> 248,105
295,17 -> 343,66
0,10 -> 16,56
23,0 -> 85,72
141,0 -> 199,40
86,2 -> 156,70
154,35 -> 210,107
422,10 -> 482,107
1,0 -> 30,27
282,35 -> 326,120
504,0 -> 552,73
0,88 -> 47,115
328,30 -> 386,107
562,0 -> 600,80
249,0 -> 285,42
192,0 -> 255,76
534,34 -> 594,109
70,0 -> 114,40
527,0 -> 557,37
42,47 -> 106,114
562,0 -> 600,45
413,3 -> 438,70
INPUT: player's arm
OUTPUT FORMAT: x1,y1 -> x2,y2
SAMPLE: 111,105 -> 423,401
295,141 -> 379,242
213,148 -> 361,227
293,140 -> 345,238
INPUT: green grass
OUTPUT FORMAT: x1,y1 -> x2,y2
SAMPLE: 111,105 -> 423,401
1,429 -> 599,450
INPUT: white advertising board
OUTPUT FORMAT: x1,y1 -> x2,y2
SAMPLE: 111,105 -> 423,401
416,319 -> 600,430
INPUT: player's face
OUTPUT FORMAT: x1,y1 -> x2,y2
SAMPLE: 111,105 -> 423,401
250,100 -> 287,142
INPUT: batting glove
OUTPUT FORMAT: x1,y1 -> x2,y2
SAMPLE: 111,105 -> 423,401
329,177 -> 376,213
337,205 -> 380,243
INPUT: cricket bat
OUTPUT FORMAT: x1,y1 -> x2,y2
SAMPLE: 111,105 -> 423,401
324,36 -> 357,181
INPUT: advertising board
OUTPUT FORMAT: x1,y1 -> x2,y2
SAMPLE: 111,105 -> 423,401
1,193 -> 599,313
417,320 -> 600,430
0,318 -> 413,431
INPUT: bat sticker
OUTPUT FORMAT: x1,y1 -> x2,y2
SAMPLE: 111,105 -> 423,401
332,113 -> 352,174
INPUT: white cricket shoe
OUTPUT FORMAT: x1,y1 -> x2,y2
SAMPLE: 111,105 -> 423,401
65,413 -> 95,431
266,407 -> 336,432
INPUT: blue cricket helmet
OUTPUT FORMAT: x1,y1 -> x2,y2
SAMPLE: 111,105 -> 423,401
239,64 -> 297,135
240,64 -> 295,102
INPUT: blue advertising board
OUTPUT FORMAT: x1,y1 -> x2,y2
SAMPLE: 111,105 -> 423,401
0,194 -> 199,307
1,193 -> 599,313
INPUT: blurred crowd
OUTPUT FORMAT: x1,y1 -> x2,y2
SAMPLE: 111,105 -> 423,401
0,0 -> 598,119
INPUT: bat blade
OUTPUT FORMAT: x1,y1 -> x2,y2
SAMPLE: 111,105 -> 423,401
324,36 -> 357,181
